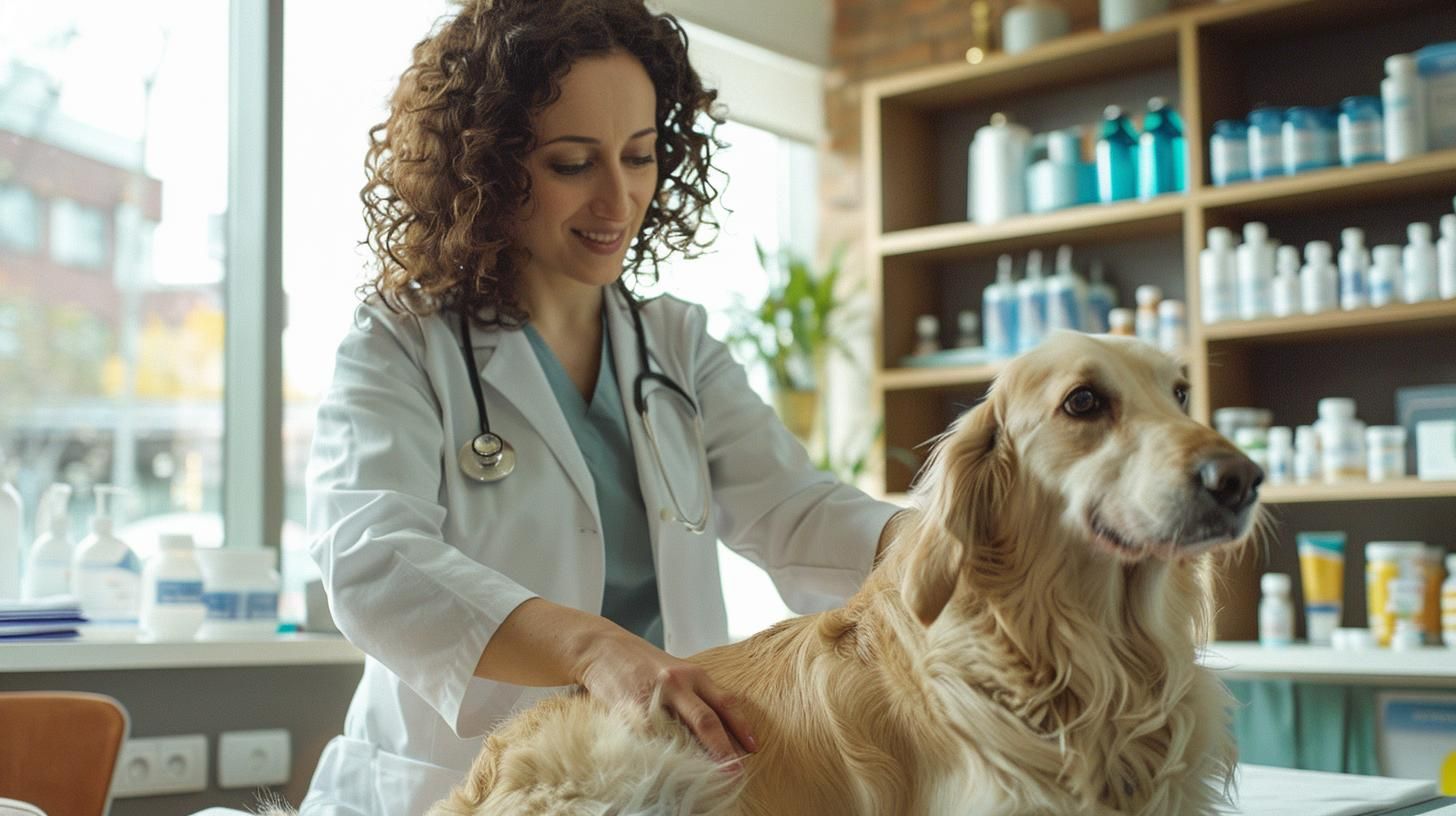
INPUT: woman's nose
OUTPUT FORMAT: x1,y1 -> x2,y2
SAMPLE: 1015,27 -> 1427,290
591,165 -> 631,220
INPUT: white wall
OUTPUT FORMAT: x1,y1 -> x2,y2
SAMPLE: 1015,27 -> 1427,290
654,0 -> 830,67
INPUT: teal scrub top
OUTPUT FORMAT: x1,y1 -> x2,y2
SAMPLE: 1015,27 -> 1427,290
523,318 -> 664,648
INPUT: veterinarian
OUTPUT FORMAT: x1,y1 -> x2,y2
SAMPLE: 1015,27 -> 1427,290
299,1 -> 904,812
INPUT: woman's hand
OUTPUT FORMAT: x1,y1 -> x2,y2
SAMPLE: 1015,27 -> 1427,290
573,626 -> 759,768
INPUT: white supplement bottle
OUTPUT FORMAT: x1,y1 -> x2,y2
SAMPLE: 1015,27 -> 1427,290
1300,241 -> 1338,314
1199,226 -> 1238,324
196,547 -> 281,640
1237,222 -> 1274,319
1317,397 -> 1364,483
1404,222 -> 1438,303
1271,245 -> 1300,317
1265,426 -> 1294,485
140,533 -> 207,641
1369,245 -> 1403,307
1134,284 -> 1161,345
1259,572 -> 1294,647
1338,227 -> 1370,310
1439,214 -> 1456,300
1383,54 -> 1428,162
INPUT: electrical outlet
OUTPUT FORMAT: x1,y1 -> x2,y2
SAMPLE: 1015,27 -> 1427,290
111,735 -> 208,798
218,728 -> 290,789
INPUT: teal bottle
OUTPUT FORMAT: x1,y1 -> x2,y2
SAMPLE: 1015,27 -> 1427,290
1138,96 -> 1186,199
1096,105 -> 1138,203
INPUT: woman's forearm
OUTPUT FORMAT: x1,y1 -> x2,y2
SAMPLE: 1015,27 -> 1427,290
474,597 -> 622,686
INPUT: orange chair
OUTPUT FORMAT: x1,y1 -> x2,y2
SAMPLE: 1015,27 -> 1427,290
0,692 -> 129,816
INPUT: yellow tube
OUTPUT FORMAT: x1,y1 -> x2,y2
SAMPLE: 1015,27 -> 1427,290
1297,531 -> 1346,646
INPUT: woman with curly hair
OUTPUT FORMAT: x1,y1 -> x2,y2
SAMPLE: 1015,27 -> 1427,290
302,1 -> 903,811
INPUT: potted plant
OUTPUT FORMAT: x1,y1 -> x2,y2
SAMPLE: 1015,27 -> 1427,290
725,242 -> 861,454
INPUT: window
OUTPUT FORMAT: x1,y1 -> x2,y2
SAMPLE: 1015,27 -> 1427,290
0,3 -> 228,565
0,184 -> 40,253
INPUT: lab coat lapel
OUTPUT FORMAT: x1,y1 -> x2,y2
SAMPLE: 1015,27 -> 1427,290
604,289 -> 671,549
475,325 -> 600,526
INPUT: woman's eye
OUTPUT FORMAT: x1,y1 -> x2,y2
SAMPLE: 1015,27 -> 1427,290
1174,384 -> 1189,409
626,154 -> 656,167
550,162 -> 589,176
1063,387 -> 1103,417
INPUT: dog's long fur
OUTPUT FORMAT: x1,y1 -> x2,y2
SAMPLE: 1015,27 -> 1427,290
427,332 -> 1259,816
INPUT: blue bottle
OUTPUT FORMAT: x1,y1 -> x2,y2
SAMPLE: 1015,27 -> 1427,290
1085,259 -> 1117,334
982,254 -> 1019,359
1138,97 -> 1185,199
1016,249 -> 1049,351
1096,105 -> 1138,203
1210,119 -> 1252,186
1247,106 -> 1286,180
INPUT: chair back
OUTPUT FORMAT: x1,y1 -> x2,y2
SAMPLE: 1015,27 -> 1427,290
0,692 -> 129,816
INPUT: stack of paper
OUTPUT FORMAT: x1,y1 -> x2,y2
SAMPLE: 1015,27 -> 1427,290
1219,764 -> 1439,816
0,597 -> 85,640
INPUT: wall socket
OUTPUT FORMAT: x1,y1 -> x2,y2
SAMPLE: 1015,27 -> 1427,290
112,734 -> 208,798
218,728 -> 291,789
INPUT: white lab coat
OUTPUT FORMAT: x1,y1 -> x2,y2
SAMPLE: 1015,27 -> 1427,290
299,286 -> 900,815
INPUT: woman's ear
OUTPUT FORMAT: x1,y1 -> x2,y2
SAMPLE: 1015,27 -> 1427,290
900,394 -> 1011,625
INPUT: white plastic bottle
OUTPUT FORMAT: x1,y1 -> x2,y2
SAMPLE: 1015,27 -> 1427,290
1134,285 -> 1161,345
1317,397 -> 1365,484
0,466 -> 20,600
70,485 -> 141,625
1382,54 -> 1428,162
1294,425 -> 1321,484
1442,552 -> 1456,647
1439,214 -> 1456,300
1157,299 -> 1186,353
1045,244 -> 1087,332
22,484 -> 73,600
1085,260 -> 1117,334
1300,240 -> 1338,314
1199,226 -> 1238,324
1370,245 -> 1403,307
1338,227 -> 1370,310
1271,245 -> 1301,317
983,254 -> 1019,359
140,533 -> 207,641
1237,222 -> 1274,319
1404,222 -> 1438,303
1259,572 -> 1294,647
1266,426 -> 1294,485
1016,249 -> 1049,351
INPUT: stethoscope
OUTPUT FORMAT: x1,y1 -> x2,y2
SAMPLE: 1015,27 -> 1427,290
455,284 -> 711,534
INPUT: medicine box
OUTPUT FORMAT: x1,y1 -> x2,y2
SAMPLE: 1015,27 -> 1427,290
1378,692 -> 1456,794
1395,384 -> 1456,477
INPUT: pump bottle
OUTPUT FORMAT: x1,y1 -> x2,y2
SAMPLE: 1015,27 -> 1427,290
71,485 -> 141,624
22,484 -> 73,600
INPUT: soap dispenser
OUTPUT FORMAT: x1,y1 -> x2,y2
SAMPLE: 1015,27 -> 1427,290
71,485 -> 141,625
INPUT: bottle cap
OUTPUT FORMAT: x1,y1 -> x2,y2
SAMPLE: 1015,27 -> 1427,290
1135,285 -> 1162,306
1408,222 -> 1433,243
1442,214 -> 1456,236
1267,426 -> 1293,447
1261,572 -> 1291,595
1243,221 -> 1268,243
1385,54 -> 1417,75
159,532 -> 196,551
1103,104 -> 1123,120
1305,241 -> 1333,263
1317,397 -> 1356,421
1157,299 -> 1184,317
997,253 -> 1014,280
916,315 -> 939,336
1207,226 -> 1234,249
1341,227 -> 1365,246
1147,96 -> 1167,111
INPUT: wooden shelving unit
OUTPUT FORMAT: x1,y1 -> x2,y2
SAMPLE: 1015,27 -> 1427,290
863,0 -> 1456,642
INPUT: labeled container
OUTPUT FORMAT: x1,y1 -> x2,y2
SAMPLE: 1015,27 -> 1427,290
1248,107 -> 1286,181
1156,298 -> 1186,353
1282,106 -> 1337,175
1317,397 -> 1365,483
1367,425 -> 1408,482
1260,572 -> 1294,647
1370,244 -> 1403,307
1266,426 -> 1294,485
195,547 -> 281,640
1297,531 -> 1345,646
139,533 -> 206,642
1367,541 -> 1427,647
1096,105 -> 1138,203
969,113 -> 1032,224
1137,96 -> 1185,199
71,485 -> 141,625
1422,545 -> 1445,645
1213,407 -> 1272,442
1099,0 -> 1169,32
1001,0 -> 1070,55
1210,119 -> 1251,186
1337,96 -> 1384,166
1383,54 -> 1428,162
1417,41 -> 1456,150
1442,552 -> 1456,647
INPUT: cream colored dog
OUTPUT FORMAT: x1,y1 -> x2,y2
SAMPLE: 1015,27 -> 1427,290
431,330 -> 1264,816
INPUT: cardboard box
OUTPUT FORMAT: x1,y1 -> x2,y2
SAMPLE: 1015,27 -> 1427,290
1395,384 -> 1456,477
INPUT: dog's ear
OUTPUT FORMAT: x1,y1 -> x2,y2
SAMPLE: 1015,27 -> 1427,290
901,394 -> 1012,625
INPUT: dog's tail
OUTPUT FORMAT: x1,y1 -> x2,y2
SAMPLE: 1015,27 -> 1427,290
429,695 -> 745,816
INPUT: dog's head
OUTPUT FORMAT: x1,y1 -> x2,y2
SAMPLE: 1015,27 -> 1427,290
902,331 -> 1262,625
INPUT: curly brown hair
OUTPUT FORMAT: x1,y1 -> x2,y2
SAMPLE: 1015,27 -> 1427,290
359,0 -> 723,327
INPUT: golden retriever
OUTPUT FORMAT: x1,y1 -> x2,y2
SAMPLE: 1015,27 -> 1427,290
432,330 -> 1264,816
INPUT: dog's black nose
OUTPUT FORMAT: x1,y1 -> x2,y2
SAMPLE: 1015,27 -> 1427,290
1198,453 -> 1263,511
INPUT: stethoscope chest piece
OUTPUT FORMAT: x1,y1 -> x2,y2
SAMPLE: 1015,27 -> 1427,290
458,431 -> 516,482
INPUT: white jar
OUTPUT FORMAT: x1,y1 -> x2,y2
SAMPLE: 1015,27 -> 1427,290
1259,572 -> 1294,648
139,533 -> 206,642
195,547 -> 281,640
1366,425 -> 1408,482
1234,427 -> 1269,473
1100,0 -> 1169,32
1293,424 -> 1321,483
1001,0 -> 1070,55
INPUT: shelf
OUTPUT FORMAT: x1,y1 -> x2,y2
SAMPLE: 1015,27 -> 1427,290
867,15 -> 1180,109
1202,642 -> 1456,686
1203,299 -> 1456,345
1199,149 -> 1456,219
0,629 -> 364,673
1261,479 -> 1456,505
877,197 -> 1186,261
879,362 -> 1002,392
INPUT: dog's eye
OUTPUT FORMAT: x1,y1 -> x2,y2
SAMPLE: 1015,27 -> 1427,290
1174,384 -> 1189,410
1063,387 -> 1103,417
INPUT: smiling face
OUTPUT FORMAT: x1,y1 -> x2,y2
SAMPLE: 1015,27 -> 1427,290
1002,331 -> 1262,561
514,50 -> 660,298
